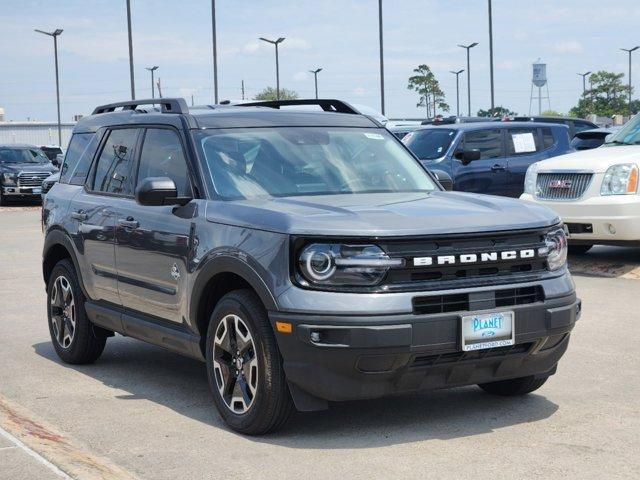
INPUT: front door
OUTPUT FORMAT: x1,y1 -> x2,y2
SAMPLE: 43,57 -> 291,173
451,128 -> 507,195
504,127 -> 547,197
114,127 -> 196,324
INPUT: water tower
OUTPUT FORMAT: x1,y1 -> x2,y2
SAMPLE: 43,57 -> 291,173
529,59 -> 551,115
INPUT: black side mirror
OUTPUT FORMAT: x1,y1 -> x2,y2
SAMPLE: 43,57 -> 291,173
135,177 -> 191,206
455,149 -> 482,165
52,154 -> 63,167
431,169 -> 454,191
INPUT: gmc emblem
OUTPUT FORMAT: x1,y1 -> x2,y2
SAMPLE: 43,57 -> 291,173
549,179 -> 572,189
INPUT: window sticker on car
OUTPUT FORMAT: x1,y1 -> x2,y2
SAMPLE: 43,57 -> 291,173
364,133 -> 385,140
512,132 -> 536,153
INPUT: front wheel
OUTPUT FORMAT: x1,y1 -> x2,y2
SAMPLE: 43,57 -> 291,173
478,375 -> 548,396
206,289 -> 293,435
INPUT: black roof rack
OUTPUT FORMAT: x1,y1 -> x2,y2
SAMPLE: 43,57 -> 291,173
92,98 -> 188,115
237,99 -> 360,114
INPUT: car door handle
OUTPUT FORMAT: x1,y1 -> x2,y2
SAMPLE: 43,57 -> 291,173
71,210 -> 87,221
118,217 -> 139,229
490,164 -> 506,172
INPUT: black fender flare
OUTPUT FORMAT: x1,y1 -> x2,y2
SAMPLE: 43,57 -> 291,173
42,229 -> 88,297
189,254 -> 278,328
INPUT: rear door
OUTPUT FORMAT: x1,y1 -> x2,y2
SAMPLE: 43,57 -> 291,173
504,127 -> 546,197
73,127 -> 139,305
114,127 -> 196,324
451,128 -> 507,195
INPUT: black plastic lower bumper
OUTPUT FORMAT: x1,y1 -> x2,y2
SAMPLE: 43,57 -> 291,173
269,294 -> 579,410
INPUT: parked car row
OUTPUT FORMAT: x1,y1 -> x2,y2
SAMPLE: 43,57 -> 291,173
0,144 -> 58,205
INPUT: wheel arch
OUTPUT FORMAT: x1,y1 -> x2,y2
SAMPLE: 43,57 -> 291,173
42,230 -> 86,296
190,255 -> 278,357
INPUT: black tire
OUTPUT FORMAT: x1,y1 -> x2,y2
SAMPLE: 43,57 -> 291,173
568,244 -> 593,255
0,191 -> 5,206
478,375 -> 548,396
47,259 -> 106,364
206,289 -> 293,435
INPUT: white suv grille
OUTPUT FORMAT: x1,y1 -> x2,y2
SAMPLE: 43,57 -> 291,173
536,173 -> 593,200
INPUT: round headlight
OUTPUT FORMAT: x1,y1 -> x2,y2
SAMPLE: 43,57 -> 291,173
303,248 -> 336,281
541,227 -> 568,271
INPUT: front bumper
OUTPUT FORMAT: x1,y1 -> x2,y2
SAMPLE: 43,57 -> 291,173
2,186 -> 43,197
521,192 -> 640,243
271,293 -> 579,408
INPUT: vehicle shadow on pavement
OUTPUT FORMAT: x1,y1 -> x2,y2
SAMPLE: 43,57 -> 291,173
33,338 -> 558,447
568,246 -> 640,279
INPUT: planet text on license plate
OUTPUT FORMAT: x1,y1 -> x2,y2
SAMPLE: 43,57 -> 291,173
461,311 -> 514,351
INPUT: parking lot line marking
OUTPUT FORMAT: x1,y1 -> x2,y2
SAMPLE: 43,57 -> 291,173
0,394 -> 140,480
0,426 -> 73,479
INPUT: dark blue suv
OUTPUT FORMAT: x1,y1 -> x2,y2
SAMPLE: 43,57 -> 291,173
403,122 -> 572,197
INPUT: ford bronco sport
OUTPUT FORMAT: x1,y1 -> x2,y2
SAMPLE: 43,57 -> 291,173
42,98 -> 579,435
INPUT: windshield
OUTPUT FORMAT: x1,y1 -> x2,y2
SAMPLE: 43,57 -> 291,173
0,147 -> 50,164
606,114 -> 640,145
194,127 -> 437,200
402,128 -> 456,160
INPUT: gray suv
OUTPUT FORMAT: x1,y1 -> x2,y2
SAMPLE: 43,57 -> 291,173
42,98 -> 580,434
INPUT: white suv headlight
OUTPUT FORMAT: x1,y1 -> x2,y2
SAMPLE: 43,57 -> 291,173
524,163 -> 539,195
600,164 -> 638,195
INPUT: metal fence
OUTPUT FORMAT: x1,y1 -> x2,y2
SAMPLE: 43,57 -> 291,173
0,122 -> 75,147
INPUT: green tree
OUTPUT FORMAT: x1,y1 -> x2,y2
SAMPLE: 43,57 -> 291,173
569,71 -> 632,118
477,106 -> 516,117
254,87 -> 299,101
540,109 -> 564,117
407,65 -> 449,117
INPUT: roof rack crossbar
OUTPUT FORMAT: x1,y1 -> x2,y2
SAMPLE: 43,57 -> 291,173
236,99 -> 361,114
92,98 -> 189,115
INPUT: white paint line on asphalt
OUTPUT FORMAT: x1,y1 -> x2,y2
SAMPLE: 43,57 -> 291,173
0,426 -> 73,480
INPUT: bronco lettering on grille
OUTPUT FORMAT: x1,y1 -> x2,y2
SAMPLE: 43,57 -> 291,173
412,249 -> 536,267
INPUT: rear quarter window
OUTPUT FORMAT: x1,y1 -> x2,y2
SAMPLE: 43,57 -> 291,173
60,132 -> 101,185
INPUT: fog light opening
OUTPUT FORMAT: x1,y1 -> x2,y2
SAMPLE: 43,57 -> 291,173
607,224 -> 616,235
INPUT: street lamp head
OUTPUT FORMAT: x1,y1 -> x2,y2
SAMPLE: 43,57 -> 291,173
260,36 -> 285,45
35,28 -> 63,37
621,46 -> 640,53
450,69 -> 464,75
276,37 -> 285,44
146,66 -> 159,72
53,28 -> 63,36
310,68 -> 322,74
458,42 -> 478,50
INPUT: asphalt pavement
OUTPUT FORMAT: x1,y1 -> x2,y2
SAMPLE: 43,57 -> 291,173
0,206 -> 638,480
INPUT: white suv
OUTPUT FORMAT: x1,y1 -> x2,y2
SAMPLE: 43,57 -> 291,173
520,114 -> 640,254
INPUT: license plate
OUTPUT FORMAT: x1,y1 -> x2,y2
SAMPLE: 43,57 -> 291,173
33,188 -> 42,194
461,311 -> 514,351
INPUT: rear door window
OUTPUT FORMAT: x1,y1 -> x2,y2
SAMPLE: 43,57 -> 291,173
505,128 -> 541,155
462,129 -> 503,159
91,128 -> 139,196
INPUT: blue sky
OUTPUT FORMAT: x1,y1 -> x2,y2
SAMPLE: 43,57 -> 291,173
1,0 -> 639,121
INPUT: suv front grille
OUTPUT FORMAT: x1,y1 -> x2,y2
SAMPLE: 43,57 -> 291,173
412,286 -> 544,315
536,172 -> 593,200
411,342 -> 533,368
18,172 -> 49,188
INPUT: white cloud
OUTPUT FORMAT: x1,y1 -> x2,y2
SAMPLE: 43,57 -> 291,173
555,40 -> 583,54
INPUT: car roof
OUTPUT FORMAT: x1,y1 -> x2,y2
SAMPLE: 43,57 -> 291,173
0,143 -> 40,149
514,116 -> 597,125
412,121 -> 568,132
73,99 -> 382,134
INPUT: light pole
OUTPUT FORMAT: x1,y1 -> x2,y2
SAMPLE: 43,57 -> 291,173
35,28 -> 63,146
621,46 -> 639,117
259,37 -> 285,100
450,69 -> 465,117
487,0 -> 495,117
309,68 -> 322,99
458,42 -> 478,116
126,0 -> 135,99
378,0 -> 385,115
577,71 -> 592,96
211,0 -> 219,104
146,66 -> 159,98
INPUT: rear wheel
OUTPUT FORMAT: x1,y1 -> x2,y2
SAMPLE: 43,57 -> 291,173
478,375 -> 548,396
206,289 -> 293,435
568,244 -> 593,255
47,259 -> 106,364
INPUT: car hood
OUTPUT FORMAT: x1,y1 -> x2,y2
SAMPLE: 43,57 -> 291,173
205,191 -> 559,236
0,162 -> 56,174
534,145 -> 640,173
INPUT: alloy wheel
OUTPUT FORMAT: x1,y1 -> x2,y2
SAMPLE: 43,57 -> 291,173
50,275 -> 76,349
212,314 -> 259,414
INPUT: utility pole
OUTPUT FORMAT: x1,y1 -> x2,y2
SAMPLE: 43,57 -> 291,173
211,0 -> 219,104
488,0 -> 495,116
577,71 -> 592,96
35,28 -> 63,146
378,0 -> 385,115
259,37 -> 285,99
621,46 -> 639,117
450,69 -> 464,117
126,0 -> 135,99
145,66 -> 159,98
156,78 -> 162,98
241,80 -> 245,100
458,42 -> 478,116
309,68 -> 322,99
